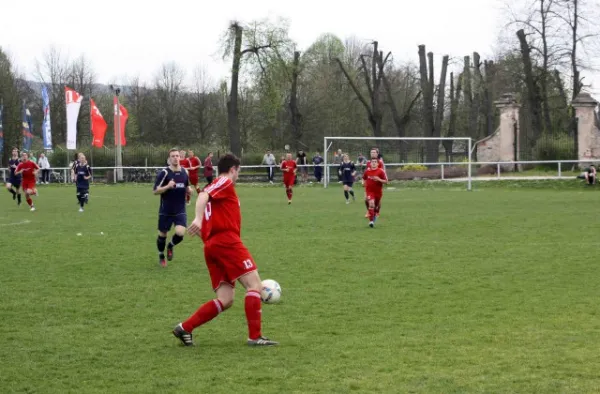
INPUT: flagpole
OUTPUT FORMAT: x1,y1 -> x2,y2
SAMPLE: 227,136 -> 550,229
89,91 -> 94,183
111,85 -> 122,182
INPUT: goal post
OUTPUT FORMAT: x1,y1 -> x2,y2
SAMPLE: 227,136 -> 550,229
323,136 -> 473,191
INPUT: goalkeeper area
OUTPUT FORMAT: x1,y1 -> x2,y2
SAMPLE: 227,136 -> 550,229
1,182 -> 600,392
323,136 -> 473,190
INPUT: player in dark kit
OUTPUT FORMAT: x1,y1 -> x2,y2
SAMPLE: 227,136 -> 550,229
153,149 -> 190,267
338,154 -> 357,204
5,148 -> 22,206
75,155 -> 92,212
173,153 -> 278,347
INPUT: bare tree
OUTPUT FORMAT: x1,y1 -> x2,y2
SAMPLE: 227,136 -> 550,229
190,66 -> 216,144
443,72 -> 463,161
289,51 -> 302,147
517,29 -> 544,140
153,62 -> 185,141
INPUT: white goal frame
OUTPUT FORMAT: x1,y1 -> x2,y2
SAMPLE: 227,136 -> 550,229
323,136 -> 473,191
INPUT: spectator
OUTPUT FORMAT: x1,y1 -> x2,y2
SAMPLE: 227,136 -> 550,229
29,152 -> 37,164
203,152 -> 214,187
312,152 -> 323,183
263,149 -> 276,184
296,149 -> 308,183
38,153 -> 51,184
585,164 -> 596,185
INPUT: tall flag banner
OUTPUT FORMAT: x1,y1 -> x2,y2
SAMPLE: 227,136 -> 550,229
113,97 -> 128,146
42,86 -> 53,150
22,104 -> 33,152
0,103 -> 4,156
90,99 -> 107,148
65,86 -> 83,149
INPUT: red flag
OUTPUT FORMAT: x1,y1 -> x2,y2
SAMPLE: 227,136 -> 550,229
113,96 -> 128,146
90,99 -> 107,148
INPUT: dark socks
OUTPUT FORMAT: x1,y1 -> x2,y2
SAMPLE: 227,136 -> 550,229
17,193 -> 21,204
344,190 -> 349,200
168,234 -> 184,249
8,188 -> 16,197
157,235 -> 167,258
349,190 -> 355,197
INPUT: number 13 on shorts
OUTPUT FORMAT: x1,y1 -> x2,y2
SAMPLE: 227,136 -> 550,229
242,259 -> 254,269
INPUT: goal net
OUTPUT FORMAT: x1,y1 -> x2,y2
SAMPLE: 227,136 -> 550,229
323,136 -> 473,190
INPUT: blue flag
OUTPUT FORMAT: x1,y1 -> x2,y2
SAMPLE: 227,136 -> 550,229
42,86 -> 52,150
0,103 -> 4,156
22,103 -> 33,152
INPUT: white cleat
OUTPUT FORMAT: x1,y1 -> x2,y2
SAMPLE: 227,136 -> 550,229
79,208 -> 84,212
346,200 -> 350,204
30,207 -> 36,212
369,221 -> 374,228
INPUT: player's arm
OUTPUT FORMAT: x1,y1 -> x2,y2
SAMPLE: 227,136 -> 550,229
188,191 -> 209,236
152,170 -> 174,195
374,170 -> 388,184
14,164 -> 23,175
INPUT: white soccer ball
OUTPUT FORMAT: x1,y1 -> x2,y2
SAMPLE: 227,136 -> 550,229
260,279 -> 282,304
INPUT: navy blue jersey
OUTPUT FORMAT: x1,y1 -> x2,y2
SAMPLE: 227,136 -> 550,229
312,155 -> 323,165
75,164 -> 91,189
339,162 -> 356,182
154,167 -> 189,215
9,159 -> 21,178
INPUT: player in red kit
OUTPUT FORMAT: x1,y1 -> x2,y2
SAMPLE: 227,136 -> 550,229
187,150 -> 202,195
173,153 -> 278,347
179,150 -> 192,205
362,158 -> 388,228
15,152 -> 40,211
365,147 -> 386,217
280,153 -> 297,204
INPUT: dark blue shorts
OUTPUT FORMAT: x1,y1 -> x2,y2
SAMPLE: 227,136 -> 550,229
77,187 -> 89,196
8,177 -> 21,187
158,213 -> 187,232
343,181 -> 354,187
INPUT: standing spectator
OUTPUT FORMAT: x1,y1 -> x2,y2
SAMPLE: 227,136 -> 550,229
38,153 -> 51,184
29,152 -> 37,164
262,149 -> 276,184
296,149 -> 308,183
203,152 -> 214,187
312,152 -> 323,183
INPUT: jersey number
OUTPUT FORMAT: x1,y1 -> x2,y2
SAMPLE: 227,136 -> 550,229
242,259 -> 253,269
204,202 -> 212,220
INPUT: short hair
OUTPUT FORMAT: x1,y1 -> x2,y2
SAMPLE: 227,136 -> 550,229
169,148 -> 179,154
217,153 -> 241,174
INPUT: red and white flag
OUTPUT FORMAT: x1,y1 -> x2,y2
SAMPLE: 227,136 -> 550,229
65,86 -> 83,150
113,97 -> 128,146
90,99 -> 107,148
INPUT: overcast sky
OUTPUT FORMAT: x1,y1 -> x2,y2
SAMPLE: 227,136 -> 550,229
1,0 -> 598,95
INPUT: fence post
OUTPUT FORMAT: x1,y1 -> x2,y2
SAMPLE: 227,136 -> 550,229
497,163 -> 501,179
441,164 -> 444,180
558,162 -> 562,177
63,169 -> 67,184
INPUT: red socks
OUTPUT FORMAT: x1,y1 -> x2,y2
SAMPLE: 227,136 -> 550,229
195,186 -> 201,194
286,188 -> 292,200
245,290 -> 262,340
368,208 -> 375,221
26,197 -> 33,207
182,299 -> 223,332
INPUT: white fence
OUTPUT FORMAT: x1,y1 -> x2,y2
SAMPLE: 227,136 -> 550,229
0,160 -> 590,185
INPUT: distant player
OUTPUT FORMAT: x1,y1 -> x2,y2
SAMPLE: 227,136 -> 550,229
187,150 -> 202,194
365,148 -> 386,217
172,153 -> 278,347
280,153 -> 297,204
338,154 -> 356,204
296,149 -> 308,183
75,155 -> 92,212
203,152 -> 214,187
179,150 -> 192,205
15,152 -> 39,212
153,149 -> 190,267
5,148 -> 22,206
362,158 -> 388,228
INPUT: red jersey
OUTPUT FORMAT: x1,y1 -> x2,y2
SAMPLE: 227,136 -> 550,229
16,160 -> 39,182
179,158 -> 190,169
280,160 -> 297,180
203,157 -> 213,177
201,177 -> 241,243
363,167 -> 387,195
188,156 -> 201,176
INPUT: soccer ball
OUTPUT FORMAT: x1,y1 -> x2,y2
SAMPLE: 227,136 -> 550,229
260,279 -> 282,304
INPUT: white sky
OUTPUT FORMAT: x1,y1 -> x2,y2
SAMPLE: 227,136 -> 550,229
1,0 -> 599,96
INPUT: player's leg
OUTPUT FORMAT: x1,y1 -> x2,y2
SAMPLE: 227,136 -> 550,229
76,188 -> 84,211
166,220 -> 186,262
349,184 -> 355,201
374,196 -> 382,218
343,184 -> 350,203
238,270 -> 278,346
157,216 -> 172,267
366,195 -> 376,227
284,182 -> 293,204
6,182 -> 16,199
15,184 -> 21,205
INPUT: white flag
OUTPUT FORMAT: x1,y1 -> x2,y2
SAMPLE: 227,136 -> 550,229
65,86 -> 82,150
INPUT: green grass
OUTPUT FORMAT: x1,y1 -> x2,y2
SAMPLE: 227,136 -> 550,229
2,181 -> 600,393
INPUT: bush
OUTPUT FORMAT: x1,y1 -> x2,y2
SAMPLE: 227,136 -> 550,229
401,164 -> 428,172
533,135 -> 575,169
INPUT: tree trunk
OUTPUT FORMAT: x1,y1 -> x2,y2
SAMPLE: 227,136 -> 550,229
289,51 -> 302,149
517,29 -> 543,141
227,23 -> 243,157
444,72 -> 462,162
418,45 -> 435,164
471,52 -> 482,138
462,56 -> 473,139
483,60 -> 495,137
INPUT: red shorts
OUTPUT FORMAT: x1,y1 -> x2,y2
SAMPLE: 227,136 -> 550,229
22,180 -> 36,191
189,174 -> 199,186
283,177 -> 295,187
204,239 -> 257,290
366,193 -> 382,203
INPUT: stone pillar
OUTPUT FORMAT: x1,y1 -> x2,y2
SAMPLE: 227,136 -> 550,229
573,92 -> 600,166
477,93 -> 520,170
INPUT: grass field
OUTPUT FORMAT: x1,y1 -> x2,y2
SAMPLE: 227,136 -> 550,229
2,180 -> 600,393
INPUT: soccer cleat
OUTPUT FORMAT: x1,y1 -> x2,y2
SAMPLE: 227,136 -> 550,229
159,257 -> 167,267
346,200 -> 350,204
288,200 -> 292,205
173,323 -> 194,346
247,336 -> 278,347
30,207 -> 36,212
369,221 -> 374,228
167,246 -> 174,261
79,208 -> 84,212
